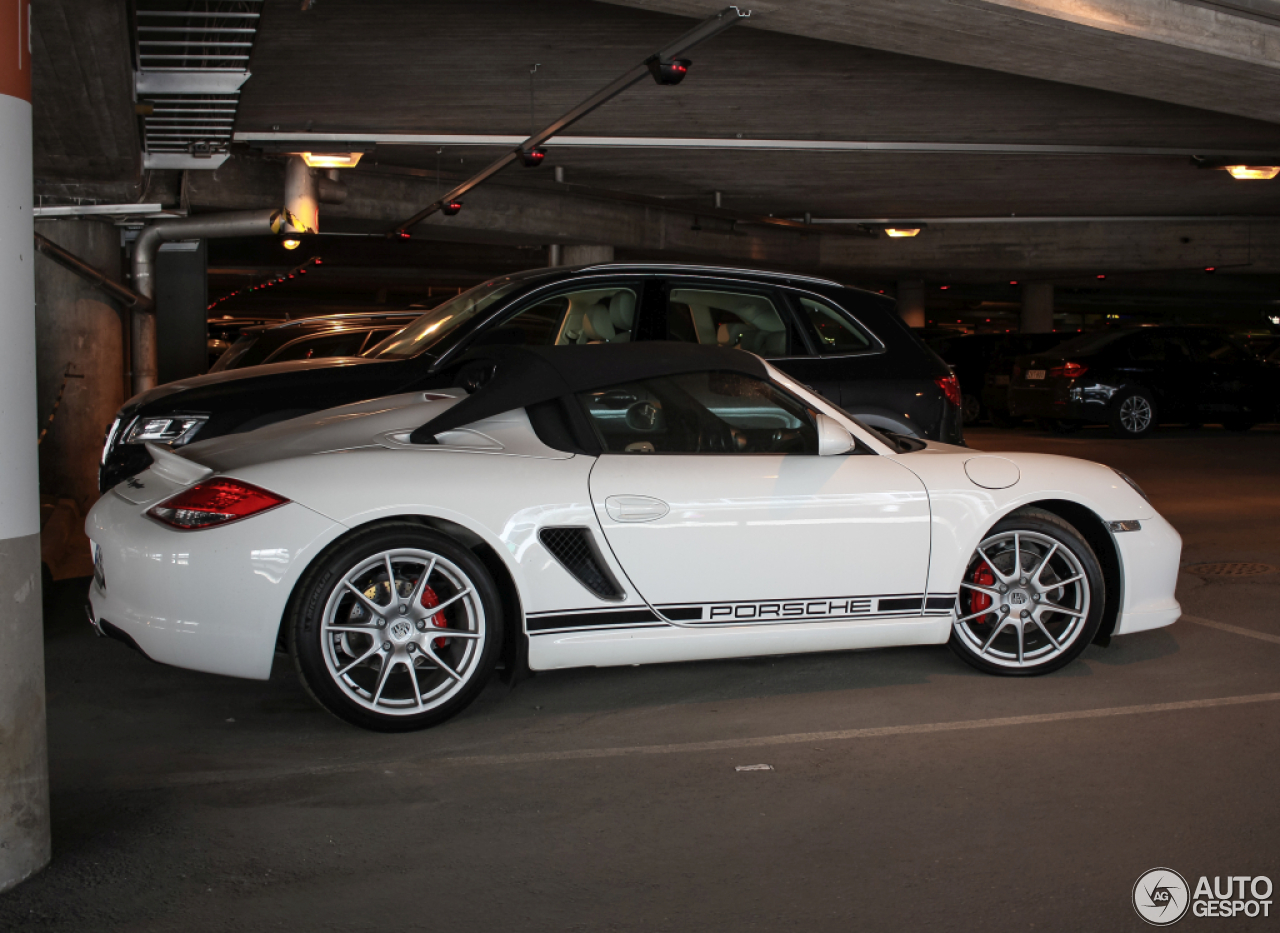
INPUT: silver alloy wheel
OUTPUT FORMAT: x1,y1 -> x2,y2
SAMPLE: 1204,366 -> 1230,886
953,530 -> 1091,669
319,547 -> 486,715
1118,395 -> 1153,434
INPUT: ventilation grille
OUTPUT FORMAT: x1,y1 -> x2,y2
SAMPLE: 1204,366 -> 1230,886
539,528 -> 625,600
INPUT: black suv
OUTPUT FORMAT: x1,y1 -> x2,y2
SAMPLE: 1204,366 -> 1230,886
1008,325 -> 1277,438
101,264 -> 962,490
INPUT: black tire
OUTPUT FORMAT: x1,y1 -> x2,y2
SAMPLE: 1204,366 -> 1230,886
948,508 -> 1105,677
960,393 -> 983,426
988,408 -> 1019,429
288,522 -> 503,732
1108,386 -> 1157,439
1222,416 -> 1255,432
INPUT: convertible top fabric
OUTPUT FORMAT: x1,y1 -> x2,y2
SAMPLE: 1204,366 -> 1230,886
409,343 -> 768,443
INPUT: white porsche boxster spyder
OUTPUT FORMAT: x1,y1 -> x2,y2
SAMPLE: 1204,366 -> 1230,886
87,344 -> 1181,731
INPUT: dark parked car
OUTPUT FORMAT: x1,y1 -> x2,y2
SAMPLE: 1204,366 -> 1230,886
208,311 -> 420,372
1007,326 -> 1277,438
927,332 -> 1065,425
101,264 -> 962,490
979,333 -> 1068,427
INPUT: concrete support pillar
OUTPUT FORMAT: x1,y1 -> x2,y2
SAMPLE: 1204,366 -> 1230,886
1021,282 -> 1055,333
154,240 -> 208,384
561,244 -> 614,266
0,0 -> 52,892
896,279 -> 926,328
33,220 -> 127,511
547,244 -> 562,267
283,155 -> 318,234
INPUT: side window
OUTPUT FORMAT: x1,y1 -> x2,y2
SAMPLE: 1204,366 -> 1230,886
1127,334 -> 1166,362
666,288 -> 792,356
267,331 -> 369,363
578,371 -> 818,455
795,296 -> 874,354
1186,332 -> 1244,363
481,286 -> 639,347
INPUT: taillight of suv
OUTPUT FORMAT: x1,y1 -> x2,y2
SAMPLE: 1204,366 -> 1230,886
1046,361 -> 1088,379
934,374 -> 962,408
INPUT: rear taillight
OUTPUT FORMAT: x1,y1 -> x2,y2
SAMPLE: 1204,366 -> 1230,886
147,478 -> 289,530
1047,361 -> 1088,379
935,374 -> 962,408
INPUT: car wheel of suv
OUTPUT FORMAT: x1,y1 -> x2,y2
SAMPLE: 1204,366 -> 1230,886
289,523 -> 503,732
1109,387 -> 1157,439
949,508 -> 1104,676
961,393 -> 983,425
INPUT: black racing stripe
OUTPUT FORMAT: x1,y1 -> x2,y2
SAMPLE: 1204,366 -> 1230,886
925,596 -> 957,611
526,608 -> 660,632
658,606 -> 703,621
878,597 -> 924,613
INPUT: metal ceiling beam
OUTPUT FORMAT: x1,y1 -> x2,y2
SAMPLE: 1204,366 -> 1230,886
235,131 -> 1280,160
386,6 -> 751,236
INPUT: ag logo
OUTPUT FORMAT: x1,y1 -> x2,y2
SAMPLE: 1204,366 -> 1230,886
1134,868 -> 1190,926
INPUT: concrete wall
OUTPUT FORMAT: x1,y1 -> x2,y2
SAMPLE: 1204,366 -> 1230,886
32,219 -> 126,512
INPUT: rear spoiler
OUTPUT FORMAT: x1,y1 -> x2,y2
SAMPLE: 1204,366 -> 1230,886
145,442 -> 213,486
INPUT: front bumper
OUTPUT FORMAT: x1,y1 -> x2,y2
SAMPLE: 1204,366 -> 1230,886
1008,380 -> 1108,423
86,487 -> 344,680
1112,510 -> 1182,636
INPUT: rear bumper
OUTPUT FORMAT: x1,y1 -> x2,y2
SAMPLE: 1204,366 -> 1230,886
86,489 -> 344,680
1008,382 -> 1108,423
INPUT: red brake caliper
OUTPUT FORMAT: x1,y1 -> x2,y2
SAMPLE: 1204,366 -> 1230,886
970,564 -> 996,620
420,584 -> 449,649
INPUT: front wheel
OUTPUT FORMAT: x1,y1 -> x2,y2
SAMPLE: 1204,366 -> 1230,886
960,393 -> 983,425
948,509 -> 1104,676
289,524 -> 503,732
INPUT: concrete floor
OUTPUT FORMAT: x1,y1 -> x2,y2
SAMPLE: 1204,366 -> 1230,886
4,424 -> 1279,932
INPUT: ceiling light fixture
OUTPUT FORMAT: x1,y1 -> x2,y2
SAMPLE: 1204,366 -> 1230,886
281,237 -> 301,250
300,152 -> 364,169
883,227 -> 922,238
1224,165 -> 1280,180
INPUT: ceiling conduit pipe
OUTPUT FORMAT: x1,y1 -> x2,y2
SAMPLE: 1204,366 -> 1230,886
130,208 -> 282,394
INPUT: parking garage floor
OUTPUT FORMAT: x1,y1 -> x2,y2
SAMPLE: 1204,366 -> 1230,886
3,425 -> 1279,932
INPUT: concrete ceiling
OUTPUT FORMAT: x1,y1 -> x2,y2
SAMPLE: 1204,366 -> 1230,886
30,0 -> 1280,323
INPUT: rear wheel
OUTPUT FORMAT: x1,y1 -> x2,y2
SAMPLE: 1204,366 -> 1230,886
1108,386 -> 1157,439
960,392 -> 983,425
949,509 -> 1104,676
289,524 -> 502,732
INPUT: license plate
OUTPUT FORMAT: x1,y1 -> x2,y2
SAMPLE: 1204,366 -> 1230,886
1026,370 -> 1046,380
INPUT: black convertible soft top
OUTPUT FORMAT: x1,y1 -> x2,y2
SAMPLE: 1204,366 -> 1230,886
409,343 -> 768,444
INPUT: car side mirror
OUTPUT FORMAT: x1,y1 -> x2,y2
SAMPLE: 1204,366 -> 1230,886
815,412 -> 856,456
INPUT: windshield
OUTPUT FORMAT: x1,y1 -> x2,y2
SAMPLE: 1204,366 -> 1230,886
364,277 -> 528,360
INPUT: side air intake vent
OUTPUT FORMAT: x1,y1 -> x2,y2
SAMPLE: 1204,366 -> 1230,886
539,527 -> 626,601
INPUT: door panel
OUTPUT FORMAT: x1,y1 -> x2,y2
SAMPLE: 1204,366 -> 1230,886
589,453 -> 931,625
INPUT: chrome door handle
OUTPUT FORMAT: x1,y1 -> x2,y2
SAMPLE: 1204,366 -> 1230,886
604,495 -> 670,523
